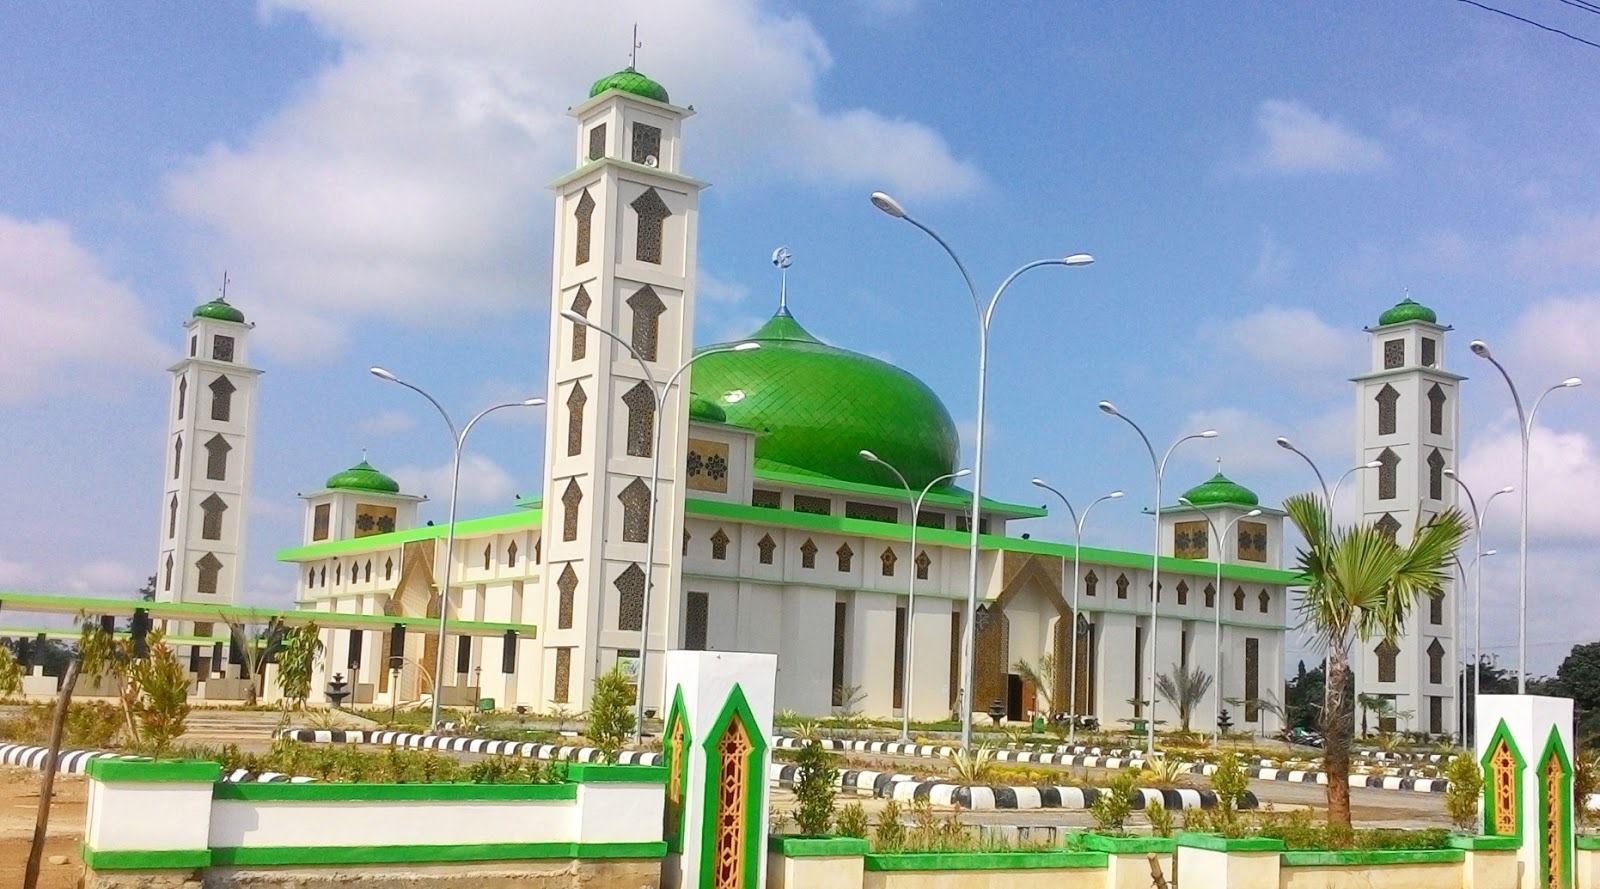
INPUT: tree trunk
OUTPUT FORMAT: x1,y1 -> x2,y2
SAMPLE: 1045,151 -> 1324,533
1322,644 -> 1352,829
24,658 -> 81,889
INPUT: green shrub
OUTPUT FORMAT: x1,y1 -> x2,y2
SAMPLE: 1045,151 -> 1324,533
1089,770 -> 1138,834
587,665 -> 636,763
0,647 -> 21,699
1443,752 -> 1483,831
1146,799 -> 1174,837
836,802 -> 868,839
1211,752 -> 1250,820
791,740 -> 838,836
874,799 -> 906,851
130,633 -> 190,755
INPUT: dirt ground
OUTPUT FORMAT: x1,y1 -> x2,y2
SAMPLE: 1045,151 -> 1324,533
0,768 -> 87,889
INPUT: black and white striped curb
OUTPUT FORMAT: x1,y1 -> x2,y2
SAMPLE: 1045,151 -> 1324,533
776,736 -> 1436,771
771,762 -> 1249,812
278,728 -> 664,766
0,743 -> 311,783
771,736 -> 1449,793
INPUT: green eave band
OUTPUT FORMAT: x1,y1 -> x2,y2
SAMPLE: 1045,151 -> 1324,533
86,759 -> 221,783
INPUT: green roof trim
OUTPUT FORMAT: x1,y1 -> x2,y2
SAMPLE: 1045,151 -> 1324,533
1176,832 -> 1285,852
1377,297 -> 1439,327
86,758 -> 221,784
1446,834 -> 1520,851
751,465 -> 1046,518
562,763 -> 667,784
589,68 -> 669,104
275,508 -> 541,561
212,781 -> 576,802
209,840 -> 666,868
193,298 -> 245,323
862,850 -> 1107,871
1080,834 -> 1177,854
326,459 -> 401,494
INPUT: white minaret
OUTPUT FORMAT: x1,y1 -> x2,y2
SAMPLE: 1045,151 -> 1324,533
1351,296 -> 1463,737
155,286 -> 260,608
537,68 -> 703,711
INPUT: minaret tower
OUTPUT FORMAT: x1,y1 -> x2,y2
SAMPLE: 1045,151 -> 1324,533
538,67 -> 703,710
155,285 -> 260,608
1352,296 -> 1463,737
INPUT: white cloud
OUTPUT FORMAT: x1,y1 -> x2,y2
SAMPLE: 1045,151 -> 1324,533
0,554 -> 146,597
391,453 -> 519,509
359,409 -> 419,436
1512,212 -> 1600,278
1507,294 -> 1600,384
0,214 -> 166,403
1199,306 -> 1365,396
1249,99 -> 1389,175
699,270 -> 752,306
1249,234 -> 1294,288
167,0 -> 980,361
1460,421 -> 1600,545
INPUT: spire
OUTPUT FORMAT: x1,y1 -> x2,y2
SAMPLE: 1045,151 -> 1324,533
630,24 -> 641,70
771,246 -> 793,315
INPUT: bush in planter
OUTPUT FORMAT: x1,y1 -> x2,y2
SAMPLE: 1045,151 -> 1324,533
874,799 -> 906,851
1090,770 -> 1139,834
791,740 -> 838,836
587,665 -> 636,763
836,802 -> 868,839
1146,799 -> 1174,837
1443,752 -> 1484,831
1211,751 -> 1250,819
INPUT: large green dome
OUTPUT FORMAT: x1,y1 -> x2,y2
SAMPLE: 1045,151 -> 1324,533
690,309 -> 960,490
589,68 -> 669,104
326,460 -> 401,494
1378,297 -> 1437,326
1180,472 -> 1259,508
193,298 -> 245,323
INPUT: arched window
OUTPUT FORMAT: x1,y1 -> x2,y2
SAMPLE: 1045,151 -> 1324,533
561,479 -> 582,542
800,538 -> 817,569
566,382 -> 586,457
619,477 -> 651,543
209,375 -> 235,422
196,553 -> 222,595
757,534 -> 776,565
1234,586 -> 1246,611
1258,589 -> 1270,614
570,286 -> 591,361
507,541 -> 519,568
1084,570 -> 1098,596
177,376 -> 187,419
168,495 -> 179,538
1428,449 -> 1446,501
200,493 -> 226,541
1176,580 -> 1189,606
557,565 -> 577,629
1428,638 -> 1446,684
334,563 -> 342,584
574,189 -> 594,265
1204,583 -> 1216,608
1376,639 -> 1399,683
615,564 -> 645,631
622,381 -> 655,457
483,543 -> 492,570
915,551 -> 931,580
1428,384 -> 1446,435
1429,591 -> 1444,625
837,543 -> 853,572
318,566 -> 326,587
1115,573 -> 1129,599
204,434 -> 230,481
631,187 -> 670,264
307,569 -> 314,588
881,547 -> 897,577
1377,448 -> 1399,500
627,285 -> 665,361
710,529 -> 729,560
384,557 -> 394,581
1376,384 -> 1399,435
682,529 -> 690,556
173,435 -> 183,479
363,560 -> 372,582
1376,513 -> 1401,542
164,554 -> 174,591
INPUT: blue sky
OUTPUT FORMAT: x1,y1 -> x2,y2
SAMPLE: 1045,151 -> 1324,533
2,1 -> 1598,672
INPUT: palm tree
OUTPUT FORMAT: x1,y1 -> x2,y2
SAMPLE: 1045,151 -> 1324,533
1155,664 -> 1214,734
1285,493 -> 1467,829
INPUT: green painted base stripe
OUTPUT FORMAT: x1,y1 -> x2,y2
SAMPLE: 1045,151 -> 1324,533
1447,834 -> 1520,851
82,847 -> 211,871
86,758 -> 221,783
213,781 -> 576,802
1081,834 -> 1177,854
564,763 -> 668,784
1280,848 -> 1464,867
1175,832 -> 1284,852
210,841 -> 666,867
769,835 -> 870,857
863,851 -> 1107,871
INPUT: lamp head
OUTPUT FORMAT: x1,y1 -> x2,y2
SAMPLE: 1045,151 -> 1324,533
859,449 -> 881,463
1097,400 -> 1119,415
733,342 -> 761,352
1275,436 -> 1294,450
870,191 -> 906,219
1245,509 -> 1263,517
521,398 -> 545,407
1064,253 -> 1094,266
1199,430 -> 1219,438
1108,490 -> 1124,499
1030,478 -> 1048,488
1178,497 -> 1194,506
1364,460 -> 1382,469
1499,486 -> 1516,494
1484,549 -> 1499,557
1443,468 -> 1457,478
559,309 -> 588,326
370,366 -> 398,383
953,469 -> 972,479
1470,339 -> 1491,358
1561,377 -> 1583,388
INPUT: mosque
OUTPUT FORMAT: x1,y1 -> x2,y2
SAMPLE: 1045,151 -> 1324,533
133,67 -> 1462,736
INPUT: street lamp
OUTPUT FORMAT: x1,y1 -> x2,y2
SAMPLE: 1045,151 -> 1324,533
1274,437 -> 1380,519
1468,338 -> 1582,691
1030,479 -> 1122,743
872,188 -> 1093,751
860,450 -> 970,743
1098,401 -> 1216,754
369,366 -> 544,731
1177,497 -> 1263,744
559,310 -> 758,741
1444,467 -> 1513,741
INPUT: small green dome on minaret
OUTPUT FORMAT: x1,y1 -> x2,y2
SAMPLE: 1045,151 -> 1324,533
1377,297 -> 1438,326
1180,472 -> 1260,508
326,459 -> 401,494
589,67 -> 670,104
193,298 -> 245,323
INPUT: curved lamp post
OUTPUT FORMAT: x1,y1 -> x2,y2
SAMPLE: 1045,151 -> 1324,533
1030,479 -> 1122,743
860,450 -> 970,742
559,310 -> 758,742
1098,401 -> 1216,754
1177,497 -> 1263,743
370,366 -> 544,731
872,188 -> 1092,751
1444,467 -> 1512,742
1469,339 -> 1581,691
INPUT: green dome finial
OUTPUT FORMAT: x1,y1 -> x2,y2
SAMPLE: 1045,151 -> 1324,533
1378,296 -> 1438,326
1180,472 -> 1260,508
589,67 -> 670,104
326,459 -> 401,494
193,297 -> 245,323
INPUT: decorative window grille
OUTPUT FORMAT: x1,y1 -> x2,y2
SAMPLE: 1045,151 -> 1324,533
627,285 -> 665,360
619,477 -> 651,543
800,538 -> 817,569
836,543 -> 853,572
757,534 -> 776,565
574,190 -> 594,265
557,565 -> 576,629
622,381 -> 655,457
615,564 -> 645,631
710,529 -> 730,560
209,375 -> 235,422
631,187 -> 670,264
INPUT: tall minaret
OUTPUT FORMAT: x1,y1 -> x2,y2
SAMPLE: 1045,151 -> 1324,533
1351,296 -> 1463,737
155,286 -> 260,608
538,68 -> 702,710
